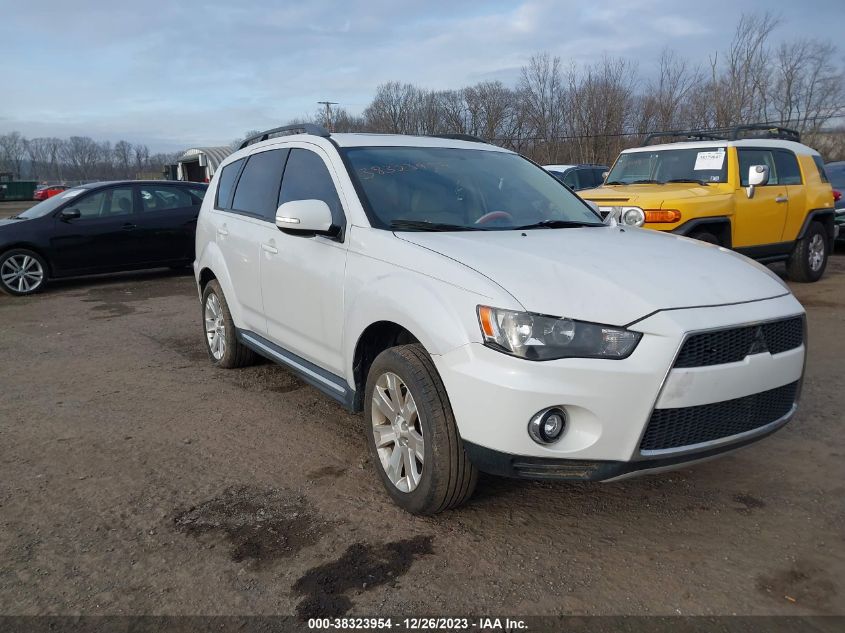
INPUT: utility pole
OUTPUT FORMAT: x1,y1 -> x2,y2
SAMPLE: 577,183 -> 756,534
317,101 -> 338,131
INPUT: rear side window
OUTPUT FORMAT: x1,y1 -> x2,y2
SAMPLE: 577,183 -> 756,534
140,186 -> 193,212
773,150 -> 802,185
738,149 -> 778,186
812,156 -> 830,183
561,170 -> 579,189
231,149 -> 289,221
278,149 -> 344,226
215,158 -> 245,210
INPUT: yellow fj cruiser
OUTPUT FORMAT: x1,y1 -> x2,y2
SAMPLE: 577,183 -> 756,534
581,126 -> 837,282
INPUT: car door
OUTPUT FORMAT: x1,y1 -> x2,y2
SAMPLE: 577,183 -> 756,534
259,147 -> 349,375
772,149 -> 805,242
135,184 -> 204,264
49,186 -> 139,274
733,148 -> 789,248
212,155 -> 278,336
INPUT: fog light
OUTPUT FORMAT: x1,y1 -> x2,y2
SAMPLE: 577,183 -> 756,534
528,407 -> 567,444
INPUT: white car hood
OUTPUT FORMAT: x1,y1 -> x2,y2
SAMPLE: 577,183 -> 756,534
396,226 -> 789,326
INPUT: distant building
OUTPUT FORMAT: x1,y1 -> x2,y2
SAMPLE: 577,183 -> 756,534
174,146 -> 233,182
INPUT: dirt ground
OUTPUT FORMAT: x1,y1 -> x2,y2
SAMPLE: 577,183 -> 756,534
0,204 -> 843,618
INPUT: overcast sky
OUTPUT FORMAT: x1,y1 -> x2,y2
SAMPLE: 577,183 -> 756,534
2,0 -> 843,152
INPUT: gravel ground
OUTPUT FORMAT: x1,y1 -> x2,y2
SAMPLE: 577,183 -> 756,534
0,222 -> 843,618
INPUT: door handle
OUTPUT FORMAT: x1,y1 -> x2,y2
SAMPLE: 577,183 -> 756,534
261,243 -> 278,255
216,227 -> 229,237
122,223 -> 137,231
775,195 -> 788,203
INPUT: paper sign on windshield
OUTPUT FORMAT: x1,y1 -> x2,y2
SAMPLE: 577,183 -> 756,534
694,150 -> 725,171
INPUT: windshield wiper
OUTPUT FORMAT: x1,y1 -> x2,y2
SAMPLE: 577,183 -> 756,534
514,220 -> 602,230
663,178 -> 710,185
629,179 -> 662,184
390,219 -> 487,232
604,180 -> 626,185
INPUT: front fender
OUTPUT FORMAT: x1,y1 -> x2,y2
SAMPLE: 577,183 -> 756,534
342,266 -> 513,383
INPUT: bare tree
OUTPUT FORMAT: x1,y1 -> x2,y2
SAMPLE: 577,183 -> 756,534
0,132 -> 27,177
26,137 -> 53,181
519,52 -> 565,163
114,140 -> 134,178
61,136 -> 101,181
768,39 -> 845,135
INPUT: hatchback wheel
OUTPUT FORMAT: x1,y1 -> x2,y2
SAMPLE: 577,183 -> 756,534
364,344 -> 477,515
201,280 -> 256,368
0,249 -> 47,296
787,221 -> 828,282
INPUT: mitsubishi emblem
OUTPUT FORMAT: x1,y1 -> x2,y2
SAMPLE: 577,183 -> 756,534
748,326 -> 768,355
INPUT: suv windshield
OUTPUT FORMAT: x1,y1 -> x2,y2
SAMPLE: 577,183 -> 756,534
16,188 -> 86,219
606,148 -> 728,185
343,147 -> 602,230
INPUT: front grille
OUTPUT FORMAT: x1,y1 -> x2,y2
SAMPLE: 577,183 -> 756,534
674,316 -> 803,368
640,381 -> 798,452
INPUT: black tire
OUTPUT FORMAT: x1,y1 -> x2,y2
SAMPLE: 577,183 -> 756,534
364,344 -> 477,515
786,221 -> 828,283
200,280 -> 256,368
0,248 -> 48,296
689,230 -> 720,246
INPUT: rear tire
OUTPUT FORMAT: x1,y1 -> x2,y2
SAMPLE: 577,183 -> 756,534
0,249 -> 48,296
201,280 -> 256,368
689,230 -> 720,246
364,344 -> 477,515
786,221 -> 828,283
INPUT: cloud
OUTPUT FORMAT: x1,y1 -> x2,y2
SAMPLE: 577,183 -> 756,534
1,0 -> 839,150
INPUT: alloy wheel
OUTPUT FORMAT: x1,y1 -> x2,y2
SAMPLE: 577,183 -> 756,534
204,292 -> 226,360
1,254 -> 44,294
808,234 -> 825,272
371,371 -> 424,493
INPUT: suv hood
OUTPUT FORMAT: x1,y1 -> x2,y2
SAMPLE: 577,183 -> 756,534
581,183 -> 728,206
397,226 -> 788,326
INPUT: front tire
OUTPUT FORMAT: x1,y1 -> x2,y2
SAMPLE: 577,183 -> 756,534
689,230 -> 720,246
0,249 -> 48,296
201,280 -> 256,368
364,344 -> 477,515
787,221 -> 828,282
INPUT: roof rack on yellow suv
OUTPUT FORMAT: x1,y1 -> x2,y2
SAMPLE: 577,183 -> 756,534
580,126 -> 837,282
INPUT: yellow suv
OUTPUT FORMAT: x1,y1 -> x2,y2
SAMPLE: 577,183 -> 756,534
581,126 -> 837,282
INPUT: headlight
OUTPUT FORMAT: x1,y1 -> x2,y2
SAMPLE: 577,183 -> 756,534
477,306 -> 642,361
598,206 -> 645,227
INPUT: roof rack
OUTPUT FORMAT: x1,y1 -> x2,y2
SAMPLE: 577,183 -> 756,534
429,133 -> 486,143
729,124 -> 800,142
643,130 -> 727,145
643,124 -> 802,146
239,124 -> 331,149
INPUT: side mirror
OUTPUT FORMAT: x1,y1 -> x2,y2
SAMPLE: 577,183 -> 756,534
601,171 -> 609,180
60,208 -> 81,220
275,199 -> 335,236
746,165 -> 769,198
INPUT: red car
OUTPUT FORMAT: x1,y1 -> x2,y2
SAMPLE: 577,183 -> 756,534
33,185 -> 68,201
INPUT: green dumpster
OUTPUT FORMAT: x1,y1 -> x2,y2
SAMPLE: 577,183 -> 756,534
0,177 -> 38,201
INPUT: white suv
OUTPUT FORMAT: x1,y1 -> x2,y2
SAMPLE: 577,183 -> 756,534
194,124 -> 806,515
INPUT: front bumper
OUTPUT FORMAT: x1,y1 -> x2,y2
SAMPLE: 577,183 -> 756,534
433,293 -> 805,475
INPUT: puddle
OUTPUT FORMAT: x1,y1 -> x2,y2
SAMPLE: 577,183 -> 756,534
307,465 -> 347,480
173,487 -> 327,569
293,535 -> 434,619
757,561 -> 837,610
732,493 -> 766,513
